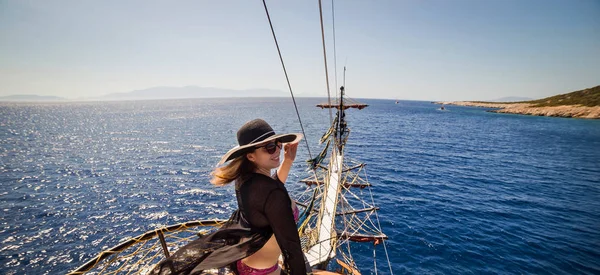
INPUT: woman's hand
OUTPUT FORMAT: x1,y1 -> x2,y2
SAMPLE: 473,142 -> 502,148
283,141 -> 299,162
278,141 -> 299,183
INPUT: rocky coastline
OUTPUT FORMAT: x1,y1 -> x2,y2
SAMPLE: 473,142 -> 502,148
437,101 -> 600,119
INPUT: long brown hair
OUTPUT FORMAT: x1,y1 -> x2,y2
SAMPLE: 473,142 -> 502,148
210,153 -> 256,186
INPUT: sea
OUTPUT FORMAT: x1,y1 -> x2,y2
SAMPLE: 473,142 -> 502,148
1,98 -> 599,274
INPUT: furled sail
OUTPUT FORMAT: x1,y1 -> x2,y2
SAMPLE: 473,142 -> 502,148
295,86 -> 392,272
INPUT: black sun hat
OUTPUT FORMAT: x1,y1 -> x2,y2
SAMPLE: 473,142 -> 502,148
217,119 -> 302,165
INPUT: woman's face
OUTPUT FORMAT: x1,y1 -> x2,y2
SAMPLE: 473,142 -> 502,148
247,140 -> 282,170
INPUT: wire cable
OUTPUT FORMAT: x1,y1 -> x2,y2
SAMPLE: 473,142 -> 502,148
261,0 -> 313,160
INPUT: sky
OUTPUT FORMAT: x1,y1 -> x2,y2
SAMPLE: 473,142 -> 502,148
0,0 -> 599,101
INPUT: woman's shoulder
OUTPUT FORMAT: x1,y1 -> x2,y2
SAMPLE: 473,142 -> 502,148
239,172 -> 284,192
237,173 -> 289,212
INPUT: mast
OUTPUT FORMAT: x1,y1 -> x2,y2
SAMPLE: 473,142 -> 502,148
305,87 -> 344,267
305,84 -> 367,267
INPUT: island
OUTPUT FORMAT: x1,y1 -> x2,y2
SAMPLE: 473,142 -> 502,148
437,85 -> 600,119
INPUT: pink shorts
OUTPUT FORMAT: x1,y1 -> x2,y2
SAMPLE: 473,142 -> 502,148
236,260 -> 279,275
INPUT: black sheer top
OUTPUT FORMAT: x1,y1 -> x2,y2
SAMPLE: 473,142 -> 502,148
150,172 -> 306,275
235,172 -> 306,274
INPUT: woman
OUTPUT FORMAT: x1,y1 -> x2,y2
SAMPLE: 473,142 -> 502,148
211,118 -> 307,275
152,119 -> 335,275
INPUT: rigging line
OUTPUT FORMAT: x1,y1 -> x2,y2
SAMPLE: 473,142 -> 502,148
373,243 -> 378,275
261,0 -> 314,160
338,186 -> 355,264
318,0 -> 334,125
364,168 -> 394,274
331,0 -> 338,100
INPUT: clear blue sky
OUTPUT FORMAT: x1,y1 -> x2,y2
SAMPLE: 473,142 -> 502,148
1,0 -> 599,101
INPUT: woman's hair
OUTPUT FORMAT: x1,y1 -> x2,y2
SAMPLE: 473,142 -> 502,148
210,153 -> 256,186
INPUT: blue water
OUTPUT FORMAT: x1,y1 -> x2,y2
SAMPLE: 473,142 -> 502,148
1,98 -> 599,274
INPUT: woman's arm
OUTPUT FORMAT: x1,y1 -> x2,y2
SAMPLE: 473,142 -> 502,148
263,188 -> 307,274
277,142 -> 299,184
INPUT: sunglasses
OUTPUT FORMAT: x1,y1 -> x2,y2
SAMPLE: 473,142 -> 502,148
256,141 -> 282,154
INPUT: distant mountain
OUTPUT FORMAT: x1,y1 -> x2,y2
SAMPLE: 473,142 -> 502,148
0,95 -> 67,102
488,96 -> 533,102
96,86 -> 288,101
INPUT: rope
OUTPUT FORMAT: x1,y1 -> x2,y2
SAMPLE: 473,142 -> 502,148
68,221 -> 226,274
338,162 -> 355,267
318,0 -> 334,126
260,3 -> 339,265
373,242 -> 378,275
262,1 -> 390,273
364,168 -> 394,274
331,0 -> 338,100
261,0 -> 314,160
258,11 -> 329,267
